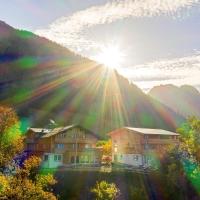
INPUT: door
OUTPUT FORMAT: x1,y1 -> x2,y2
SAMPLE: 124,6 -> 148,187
76,156 -> 79,163
71,156 -> 75,163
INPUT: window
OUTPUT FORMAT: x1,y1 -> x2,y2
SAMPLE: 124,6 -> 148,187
144,135 -> 148,139
149,144 -> 156,150
54,154 -> 62,162
71,156 -> 75,163
161,135 -> 171,139
56,143 -> 64,149
133,155 -> 139,161
85,144 -> 90,148
44,155 -> 48,161
144,144 -> 149,150
57,155 -> 61,161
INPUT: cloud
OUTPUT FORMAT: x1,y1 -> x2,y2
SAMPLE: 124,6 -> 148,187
120,54 -> 200,90
35,0 -> 198,53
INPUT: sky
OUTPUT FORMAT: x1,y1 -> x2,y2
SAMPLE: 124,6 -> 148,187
1,0 -> 200,92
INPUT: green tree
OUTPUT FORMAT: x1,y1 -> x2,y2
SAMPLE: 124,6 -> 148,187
91,181 -> 119,200
177,116 -> 200,162
0,106 -> 24,167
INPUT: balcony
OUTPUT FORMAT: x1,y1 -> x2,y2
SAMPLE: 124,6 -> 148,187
141,138 -> 179,144
118,146 -> 141,154
55,138 -> 96,143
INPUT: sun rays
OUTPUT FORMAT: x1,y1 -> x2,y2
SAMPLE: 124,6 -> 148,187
93,45 -> 125,69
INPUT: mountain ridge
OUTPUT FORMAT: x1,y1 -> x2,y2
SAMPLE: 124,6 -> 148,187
0,21 -> 185,137
149,84 -> 200,118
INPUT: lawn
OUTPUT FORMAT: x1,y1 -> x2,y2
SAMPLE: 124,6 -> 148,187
51,170 -> 157,200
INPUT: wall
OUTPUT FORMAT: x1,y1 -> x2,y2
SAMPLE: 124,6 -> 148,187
114,153 -> 143,166
42,153 -> 63,168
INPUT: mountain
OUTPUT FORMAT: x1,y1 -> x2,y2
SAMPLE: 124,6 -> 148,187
149,84 -> 200,118
0,21 -> 185,137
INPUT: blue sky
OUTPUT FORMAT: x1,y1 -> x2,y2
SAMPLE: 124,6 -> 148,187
1,0 -> 200,91
0,0 -> 107,30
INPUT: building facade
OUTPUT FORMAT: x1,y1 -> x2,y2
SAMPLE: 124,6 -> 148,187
25,125 -> 102,168
109,127 -> 179,167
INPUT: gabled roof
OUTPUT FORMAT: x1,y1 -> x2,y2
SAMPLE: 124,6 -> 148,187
29,128 -> 51,134
28,124 -> 99,138
41,125 -> 75,138
124,127 -> 179,136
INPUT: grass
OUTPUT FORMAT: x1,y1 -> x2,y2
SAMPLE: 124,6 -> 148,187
52,170 -> 154,200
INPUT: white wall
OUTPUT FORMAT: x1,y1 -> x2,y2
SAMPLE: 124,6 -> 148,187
42,153 -> 63,168
114,153 -> 143,166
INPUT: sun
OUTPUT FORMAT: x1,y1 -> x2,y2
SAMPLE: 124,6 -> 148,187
94,45 -> 124,69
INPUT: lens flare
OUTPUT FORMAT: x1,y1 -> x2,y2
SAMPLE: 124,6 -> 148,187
94,45 -> 125,69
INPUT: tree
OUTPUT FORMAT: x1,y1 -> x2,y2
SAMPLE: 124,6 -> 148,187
91,181 -> 119,200
96,140 -> 112,156
177,116 -> 200,162
0,156 -> 57,200
97,140 -> 112,165
157,117 -> 200,198
0,106 -> 57,199
0,106 -> 24,167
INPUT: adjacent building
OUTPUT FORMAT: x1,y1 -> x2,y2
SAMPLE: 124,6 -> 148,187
25,125 -> 102,168
108,127 -> 179,167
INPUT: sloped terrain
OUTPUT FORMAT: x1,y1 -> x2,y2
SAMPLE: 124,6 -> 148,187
0,21 -> 185,137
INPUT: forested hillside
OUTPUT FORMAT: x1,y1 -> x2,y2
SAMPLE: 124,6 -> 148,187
0,21 -> 184,137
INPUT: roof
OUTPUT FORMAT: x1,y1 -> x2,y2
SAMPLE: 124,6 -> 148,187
29,128 -> 51,134
28,124 -> 99,138
124,127 -> 179,136
41,125 -> 75,138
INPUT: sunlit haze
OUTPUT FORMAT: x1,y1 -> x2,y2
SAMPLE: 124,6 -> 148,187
1,0 -> 200,92
93,45 -> 125,69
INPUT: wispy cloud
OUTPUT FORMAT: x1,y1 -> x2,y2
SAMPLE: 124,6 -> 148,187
120,54 -> 200,90
35,0 -> 198,52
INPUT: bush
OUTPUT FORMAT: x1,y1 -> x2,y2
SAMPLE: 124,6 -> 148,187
91,181 -> 119,200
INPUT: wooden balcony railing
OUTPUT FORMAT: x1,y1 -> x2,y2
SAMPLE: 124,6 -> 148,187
55,138 -> 96,143
141,138 -> 179,144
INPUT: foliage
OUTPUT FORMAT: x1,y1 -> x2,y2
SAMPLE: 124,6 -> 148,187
0,107 -> 57,199
157,117 -> 200,198
97,140 -> 112,156
0,106 -> 24,167
91,181 -> 119,200
0,156 -> 57,200
177,116 -> 200,162
96,140 -> 107,147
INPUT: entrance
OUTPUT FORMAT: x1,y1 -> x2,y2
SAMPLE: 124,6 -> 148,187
76,156 -> 79,163
71,156 -> 75,163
